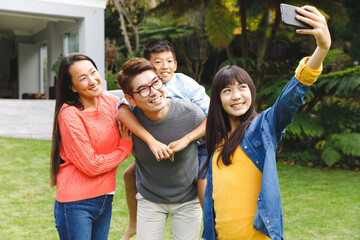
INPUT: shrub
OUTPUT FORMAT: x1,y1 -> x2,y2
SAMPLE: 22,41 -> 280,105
105,71 -> 120,90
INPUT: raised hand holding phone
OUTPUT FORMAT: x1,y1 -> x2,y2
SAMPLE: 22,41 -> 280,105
295,5 -> 331,70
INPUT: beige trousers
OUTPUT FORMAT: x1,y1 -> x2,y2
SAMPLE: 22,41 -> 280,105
136,193 -> 202,240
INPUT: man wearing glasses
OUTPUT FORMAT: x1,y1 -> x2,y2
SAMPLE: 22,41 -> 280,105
117,57 -> 205,240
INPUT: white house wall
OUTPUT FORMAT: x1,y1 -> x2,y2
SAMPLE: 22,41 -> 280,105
34,0 -> 106,9
1,0 -> 106,78
0,0 -> 107,98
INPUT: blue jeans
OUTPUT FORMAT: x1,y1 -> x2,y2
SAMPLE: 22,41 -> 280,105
54,194 -> 113,240
197,144 -> 207,179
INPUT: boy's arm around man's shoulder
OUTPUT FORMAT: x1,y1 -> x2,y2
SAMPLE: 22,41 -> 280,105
117,104 -> 173,161
168,99 -> 207,153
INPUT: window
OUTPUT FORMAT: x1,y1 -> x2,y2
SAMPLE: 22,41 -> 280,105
40,45 -> 47,93
63,32 -> 79,55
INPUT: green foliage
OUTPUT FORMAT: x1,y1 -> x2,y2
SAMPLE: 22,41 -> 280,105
256,79 -> 287,107
105,38 -> 125,73
105,2 -> 121,42
322,49 -> 351,70
321,145 -> 342,166
103,0 -> 360,169
105,71 -> 120,90
285,112 -> 325,140
282,104 -> 360,167
318,104 -> 360,133
138,17 -> 196,43
319,65 -> 360,79
322,133 -> 360,166
205,0 -> 236,50
315,66 -> 360,97
314,66 -> 360,105
219,57 -> 256,69
279,63 -> 360,168
51,54 -> 64,80
336,134 -> 360,156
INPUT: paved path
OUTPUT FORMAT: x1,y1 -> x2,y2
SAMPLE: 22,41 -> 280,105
0,91 -> 123,141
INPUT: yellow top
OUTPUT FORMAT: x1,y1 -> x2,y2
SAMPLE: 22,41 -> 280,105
212,145 -> 270,240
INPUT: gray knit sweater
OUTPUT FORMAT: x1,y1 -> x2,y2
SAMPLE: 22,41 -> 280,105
132,97 -> 206,203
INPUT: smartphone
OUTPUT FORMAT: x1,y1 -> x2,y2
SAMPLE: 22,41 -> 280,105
280,3 -> 312,29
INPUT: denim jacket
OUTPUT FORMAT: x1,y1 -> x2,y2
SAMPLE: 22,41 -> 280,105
202,76 -> 313,240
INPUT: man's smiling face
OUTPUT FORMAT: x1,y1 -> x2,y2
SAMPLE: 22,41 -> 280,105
126,70 -> 168,121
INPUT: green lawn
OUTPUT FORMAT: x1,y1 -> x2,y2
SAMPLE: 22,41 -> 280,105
0,137 -> 359,239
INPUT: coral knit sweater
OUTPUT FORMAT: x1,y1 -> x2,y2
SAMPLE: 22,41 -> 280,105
56,93 -> 133,202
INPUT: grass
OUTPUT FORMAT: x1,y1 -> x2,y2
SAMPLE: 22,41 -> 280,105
0,137 -> 359,239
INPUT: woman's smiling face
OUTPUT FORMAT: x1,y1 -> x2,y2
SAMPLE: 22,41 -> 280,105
69,60 -> 103,100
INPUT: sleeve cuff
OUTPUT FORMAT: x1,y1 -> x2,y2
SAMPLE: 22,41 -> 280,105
119,139 -> 133,151
295,57 -> 323,86
117,98 -> 130,110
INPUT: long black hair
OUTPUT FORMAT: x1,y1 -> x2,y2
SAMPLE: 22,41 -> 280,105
50,53 -> 98,187
203,65 -> 258,172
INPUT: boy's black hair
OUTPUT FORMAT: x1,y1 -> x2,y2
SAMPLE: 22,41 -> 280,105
142,40 -> 176,61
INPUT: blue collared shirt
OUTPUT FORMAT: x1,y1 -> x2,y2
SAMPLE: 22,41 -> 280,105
165,73 -> 209,115
202,76 -> 313,240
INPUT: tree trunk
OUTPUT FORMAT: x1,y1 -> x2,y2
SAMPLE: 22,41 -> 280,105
263,6 -> 281,63
133,25 -> 140,52
257,7 -> 281,91
226,45 -> 235,59
255,13 -> 268,89
113,0 -> 133,55
238,0 -> 248,58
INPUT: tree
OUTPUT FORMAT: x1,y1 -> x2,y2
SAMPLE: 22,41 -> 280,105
104,38 -> 123,72
139,0 -> 211,82
204,0 -> 237,58
108,0 -> 149,56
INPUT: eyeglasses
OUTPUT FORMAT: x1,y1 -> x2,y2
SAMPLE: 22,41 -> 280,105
130,77 -> 163,98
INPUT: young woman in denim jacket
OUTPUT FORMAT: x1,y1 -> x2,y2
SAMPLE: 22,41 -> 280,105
202,6 -> 331,240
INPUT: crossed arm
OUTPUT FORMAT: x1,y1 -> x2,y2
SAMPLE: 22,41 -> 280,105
117,104 -> 206,161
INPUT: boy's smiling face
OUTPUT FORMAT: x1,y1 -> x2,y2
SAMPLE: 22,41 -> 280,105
149,50 -> 177,84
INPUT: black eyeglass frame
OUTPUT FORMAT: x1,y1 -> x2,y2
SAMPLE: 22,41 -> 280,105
129,77 -> 164,98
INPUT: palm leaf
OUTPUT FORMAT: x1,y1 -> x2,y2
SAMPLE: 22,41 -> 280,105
205,0 -> 236,50
285,111 -> 325,140
321,146 -> 341,166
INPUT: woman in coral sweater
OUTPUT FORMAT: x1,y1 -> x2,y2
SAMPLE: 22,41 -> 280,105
50,53 -> 133,240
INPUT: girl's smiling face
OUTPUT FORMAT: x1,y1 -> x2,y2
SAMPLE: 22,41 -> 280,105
220,81 -> 252,126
